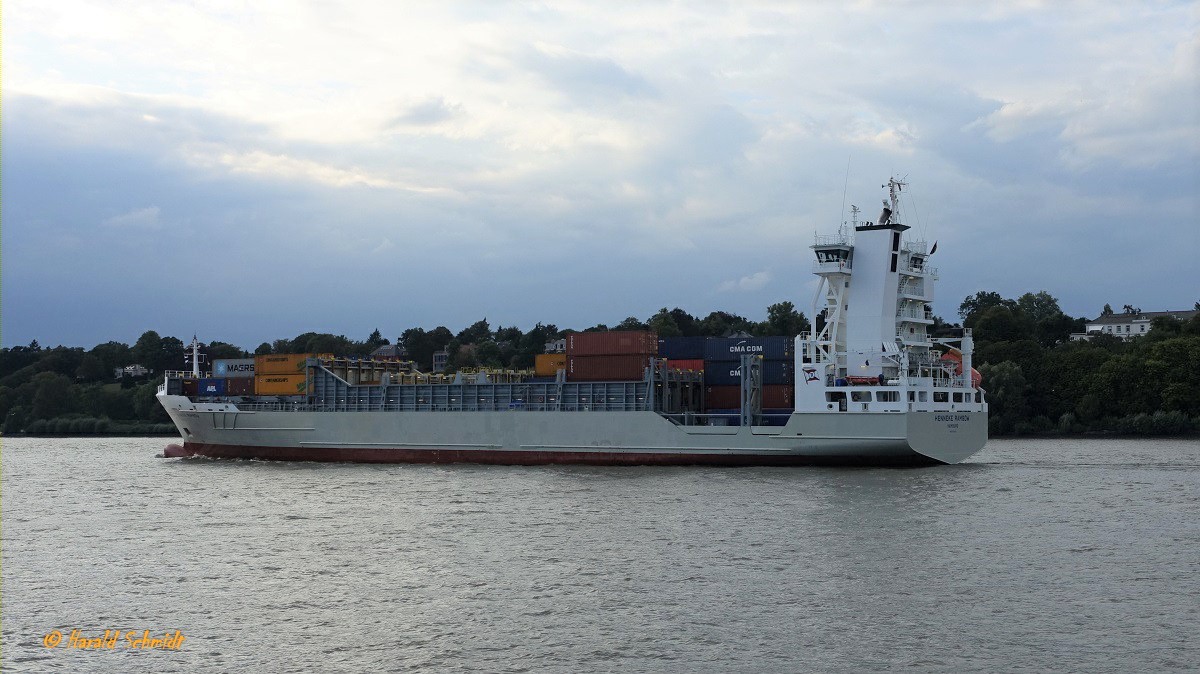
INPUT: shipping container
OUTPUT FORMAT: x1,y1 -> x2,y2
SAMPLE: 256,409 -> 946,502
255,373 -> 309,396
666,359 -> 705,372
534,353 -> 568,377
181,378 -> 198,396
704,386 -> 741,409
703,336 -> 793,362
566,355 -> 651,381
704,385 -> 794,410
255,353 -> 318,375
198,378 -> 227,396
226,377 -> 254,396
657,336 -> 707,359
703,360 -> 793,386
212,358 -> 255,378
566,331 -> 657,356
166,378 -> 183,396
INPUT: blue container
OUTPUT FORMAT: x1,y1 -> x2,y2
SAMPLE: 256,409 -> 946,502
703,336 -> 793,361
657,336 -> 707,359
703,360 -> 793,386
198,378 -> 227,396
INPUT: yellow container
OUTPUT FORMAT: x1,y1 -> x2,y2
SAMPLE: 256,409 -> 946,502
255,353 -> 315,375
535,353 -> 567,377
254,374 -> 309,395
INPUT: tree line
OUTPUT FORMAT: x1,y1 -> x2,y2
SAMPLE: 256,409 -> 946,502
2,294 -> 1197,437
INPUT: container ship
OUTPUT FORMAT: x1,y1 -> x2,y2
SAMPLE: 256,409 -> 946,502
159,178 -> 987,465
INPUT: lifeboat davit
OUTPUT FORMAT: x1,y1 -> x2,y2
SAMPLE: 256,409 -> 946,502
939,348 -> 982,387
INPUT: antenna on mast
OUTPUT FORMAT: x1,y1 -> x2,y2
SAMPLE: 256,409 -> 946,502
185,335 -> 205,377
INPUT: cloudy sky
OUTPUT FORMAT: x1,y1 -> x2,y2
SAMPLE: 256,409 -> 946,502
3,1 -> 1197,349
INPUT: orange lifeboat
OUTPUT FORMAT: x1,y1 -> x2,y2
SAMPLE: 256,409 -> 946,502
939,348 -> 982,387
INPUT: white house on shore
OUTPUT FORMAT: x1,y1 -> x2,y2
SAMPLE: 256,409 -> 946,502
1071,309 -> 1198,341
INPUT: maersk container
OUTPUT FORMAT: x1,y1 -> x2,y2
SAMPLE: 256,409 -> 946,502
534,353 -> 568,377
198,378 -> 227,396
566,355 -> 650,381
657,336 -> 707,360
566,331 -> 657,357
255,373 -> 309,395
703,360 -> 793,386
213,358 -> 255,378
226,377 -> 254,396
703,336 -> 793,362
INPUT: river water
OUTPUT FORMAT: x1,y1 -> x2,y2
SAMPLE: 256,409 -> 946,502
2,436 -> 1198,673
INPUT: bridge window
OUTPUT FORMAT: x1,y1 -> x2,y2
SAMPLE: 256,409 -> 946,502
934,392 -> 949,403
877,391 -> 899,402
851,391 -> 872,402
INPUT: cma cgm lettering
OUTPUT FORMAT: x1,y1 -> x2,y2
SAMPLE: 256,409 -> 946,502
703,337 -> 793,361
703,360 -> 793,386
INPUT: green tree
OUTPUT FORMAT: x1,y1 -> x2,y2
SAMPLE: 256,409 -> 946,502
74,355 -> 108,382
978,361 -> 1028,435
615,316 -> 649,331
648,308 -> 682,337
959,291 -> 1014,324
763,301 -> 810,337
31,372 -> 76,420
457,319 -> 492,345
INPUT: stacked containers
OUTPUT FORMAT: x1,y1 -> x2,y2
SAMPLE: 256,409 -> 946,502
213,358 -> 255,396
254,353 -> 316,396
703,336 -> 795,421
565,331 -> 657,381
534,353 -> 568,377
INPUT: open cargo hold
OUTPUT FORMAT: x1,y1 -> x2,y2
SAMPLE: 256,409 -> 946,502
658,336 -> 707,360
703,336 -> 793,362
703,360 -> 794,386
566,331 -> 657,357
705,385 -> 794,410
534,353 -> 568,376
255,373 -> 309,395
566,355 -> 651,381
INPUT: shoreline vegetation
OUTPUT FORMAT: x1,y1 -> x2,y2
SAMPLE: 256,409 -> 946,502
3,293 -> 1198,438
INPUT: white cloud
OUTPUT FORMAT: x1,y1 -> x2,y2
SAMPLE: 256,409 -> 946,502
719,271 -> 771,293
102,206 -> 161,229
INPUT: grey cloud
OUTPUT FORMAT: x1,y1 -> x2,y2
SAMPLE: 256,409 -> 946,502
387,97 -> 462,128
519,46 -> 657,105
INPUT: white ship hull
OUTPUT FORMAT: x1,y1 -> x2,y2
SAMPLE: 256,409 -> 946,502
159,394 -> 986,465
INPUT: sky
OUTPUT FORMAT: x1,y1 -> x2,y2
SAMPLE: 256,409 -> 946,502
3,1 -> 1198,350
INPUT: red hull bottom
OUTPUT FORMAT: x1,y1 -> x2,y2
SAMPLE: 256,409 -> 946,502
163,442 -> 937,467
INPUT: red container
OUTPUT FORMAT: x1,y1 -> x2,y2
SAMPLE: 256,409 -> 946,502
763,385 -> 794,409
566,331 -> 657,356
567,355 -> 650,381
667,359 -> 705,372
704,386 -> 740,409
705,385 -> 794,410
226,377 -> 254,396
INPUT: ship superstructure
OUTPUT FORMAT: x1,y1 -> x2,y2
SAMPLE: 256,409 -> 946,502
159,178 -> 987,465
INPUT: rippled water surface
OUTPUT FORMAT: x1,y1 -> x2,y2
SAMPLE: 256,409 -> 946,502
3,436 -> 1199,672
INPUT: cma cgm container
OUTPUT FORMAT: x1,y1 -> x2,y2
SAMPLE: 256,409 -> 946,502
255,353 -> 331,375
198,378 -> 227,396
703,337 -> 793,362
567,355 -> 650,381
703,360 -> 793,386
213,358 -> 254,378
534,353 -> 568,376
566,331 -> 657,357
255,374 -> 309,395
658,336 -> 707,360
